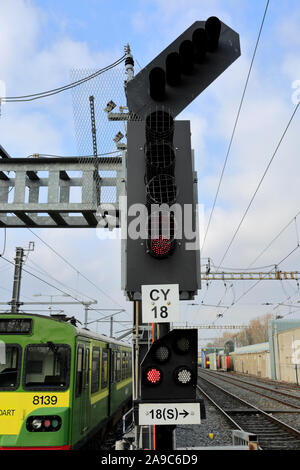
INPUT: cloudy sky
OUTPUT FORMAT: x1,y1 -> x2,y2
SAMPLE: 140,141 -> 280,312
1,0 -> 300,342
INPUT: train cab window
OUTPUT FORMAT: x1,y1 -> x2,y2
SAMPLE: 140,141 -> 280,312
101,349 -> 109,389
76,346 -> 84,397
91,347 -> 100,393
0,344 -> 21,390
24,344 -> 70,391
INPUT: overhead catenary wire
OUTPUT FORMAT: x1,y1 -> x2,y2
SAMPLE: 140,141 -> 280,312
209,257 -> 277,272
215,244 -> 300,323
1,55 -> 126,102
201,0 -> 270,255
247,209 -> 300,268
26,259 -> 97,303
0,253 -> 128,319
26,228 -> 125,310
0,254 -> 93,306
215,100 -> 300,272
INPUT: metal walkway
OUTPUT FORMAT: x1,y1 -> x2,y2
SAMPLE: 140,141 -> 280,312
0,156 -> 124,228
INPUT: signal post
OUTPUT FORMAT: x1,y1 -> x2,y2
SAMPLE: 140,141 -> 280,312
124,16 -> 241,450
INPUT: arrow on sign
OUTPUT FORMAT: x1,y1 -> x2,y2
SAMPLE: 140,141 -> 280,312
179,410 -> 189,419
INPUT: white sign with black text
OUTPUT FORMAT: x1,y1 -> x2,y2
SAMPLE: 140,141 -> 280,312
141,284 -> 180,323
138,402 -> 201,425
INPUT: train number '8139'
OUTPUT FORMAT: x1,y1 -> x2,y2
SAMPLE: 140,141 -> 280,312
32,396 -> 58,406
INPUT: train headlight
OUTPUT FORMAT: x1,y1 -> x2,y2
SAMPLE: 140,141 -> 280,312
31,418 -> 43,430
26,415 -> 62,432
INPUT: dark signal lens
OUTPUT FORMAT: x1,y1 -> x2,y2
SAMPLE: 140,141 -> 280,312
166,52 -> 181,86
192,28 -> 207,63
149,67 -> 166,101
179,40 -> 194,74
205,16 -> 221,52
177,337 -> 190,353
154,344 -> 170,363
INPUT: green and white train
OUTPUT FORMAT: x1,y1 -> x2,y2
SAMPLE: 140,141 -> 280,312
0,313 -> 132,449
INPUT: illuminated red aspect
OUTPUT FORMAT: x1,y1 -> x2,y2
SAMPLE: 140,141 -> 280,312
147,368 -> 161,384
150,236 -> 171,256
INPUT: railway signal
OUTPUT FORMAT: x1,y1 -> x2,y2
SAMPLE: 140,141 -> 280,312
140,329 -> 198,401
125,16 -> 240,299
125,115 -> 199,299
125,16 -> 240,450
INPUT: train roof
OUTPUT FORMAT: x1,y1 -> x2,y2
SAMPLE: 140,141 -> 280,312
75,327 -> 131,348
0,312 -> 131,349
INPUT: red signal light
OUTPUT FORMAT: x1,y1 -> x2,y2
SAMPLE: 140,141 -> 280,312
147,212 -> 176,259
150,235 -> 172,257
146,367 -> 162,385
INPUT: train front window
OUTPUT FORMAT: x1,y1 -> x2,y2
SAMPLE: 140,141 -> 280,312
23,343 -> 71,390
0,344 -> 21,390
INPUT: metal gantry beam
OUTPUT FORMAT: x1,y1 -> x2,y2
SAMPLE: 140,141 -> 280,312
201,271 -> 300,281
174,325 -> 248,329
0,156 -> 124,228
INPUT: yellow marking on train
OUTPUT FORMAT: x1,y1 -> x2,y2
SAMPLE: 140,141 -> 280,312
0,392 -> 69,435
116,377 -> 132,391
90,389 -> 109,405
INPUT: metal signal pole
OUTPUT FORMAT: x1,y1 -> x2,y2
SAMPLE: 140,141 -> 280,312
11,242 -> 34,314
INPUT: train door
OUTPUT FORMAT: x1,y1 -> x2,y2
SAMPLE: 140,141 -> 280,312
81,345 -> 91,434
108,348 -> 112,417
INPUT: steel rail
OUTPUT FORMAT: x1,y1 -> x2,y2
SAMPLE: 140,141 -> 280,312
201,369 -> 300,409
198,370 -> 300,449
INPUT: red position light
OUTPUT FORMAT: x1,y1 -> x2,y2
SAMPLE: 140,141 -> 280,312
146,367 -> 162,385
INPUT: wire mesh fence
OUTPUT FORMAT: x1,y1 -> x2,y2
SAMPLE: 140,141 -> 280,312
71,67 -> 126,207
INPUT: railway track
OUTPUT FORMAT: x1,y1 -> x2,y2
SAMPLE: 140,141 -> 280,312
200,368 -> 300,409
227,371 -> 300,393
198,370 -> 300,450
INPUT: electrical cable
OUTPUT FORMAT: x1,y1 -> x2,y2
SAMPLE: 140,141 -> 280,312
25,150 -> 122,158
1,55 -> 126,102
